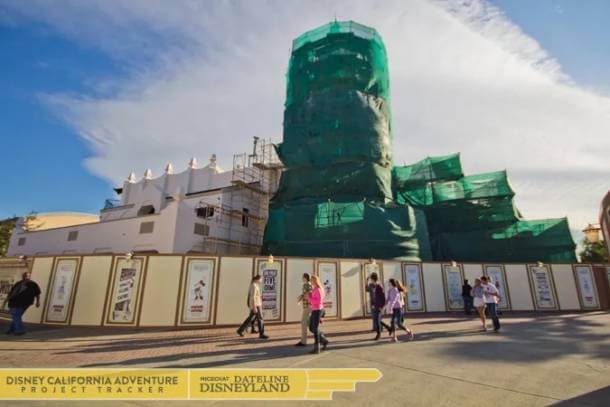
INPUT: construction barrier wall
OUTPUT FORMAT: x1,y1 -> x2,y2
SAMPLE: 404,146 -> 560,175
0,255 -> 608,327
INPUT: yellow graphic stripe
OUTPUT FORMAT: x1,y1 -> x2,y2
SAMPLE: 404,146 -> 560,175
0,368 -> 382,400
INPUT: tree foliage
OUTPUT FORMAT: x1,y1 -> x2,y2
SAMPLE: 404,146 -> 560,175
0,213 -> 40,257
0,217 -> 18,257
579,238 -> 609,263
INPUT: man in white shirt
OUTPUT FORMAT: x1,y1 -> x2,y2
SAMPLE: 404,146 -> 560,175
481,276 -> 501,332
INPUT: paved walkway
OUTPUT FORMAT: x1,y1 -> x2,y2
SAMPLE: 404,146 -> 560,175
1,312 -> 609,406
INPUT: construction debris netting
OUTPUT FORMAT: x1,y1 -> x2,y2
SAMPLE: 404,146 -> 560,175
263,21 -> 576,263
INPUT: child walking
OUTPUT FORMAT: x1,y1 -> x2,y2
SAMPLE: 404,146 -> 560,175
386,278 -> 414,342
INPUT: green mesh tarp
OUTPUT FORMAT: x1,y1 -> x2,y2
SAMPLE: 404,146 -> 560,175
286,21 -> 390,108
278,89 -> 392,167
263,21 -> 421,261
395,170 -> 514,206
392,154 -> 576,262
272,162 -> 392,203
263,20 -> 576,263
393,153 -> 463,187
264,201 -> 422,260
429,218 -> 576,263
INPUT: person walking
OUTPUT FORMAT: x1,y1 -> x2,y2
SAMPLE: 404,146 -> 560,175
481,276 -> 501,332
471,278 -> 486,331
236,275 -> 268,339
295,273 -> 312,347
366,274 -> 377,332
368,273 -> 391,340
308,275 -> 329,354
386,279 -> 414,342
462,279 -> 473,315
2,272 -> 41,336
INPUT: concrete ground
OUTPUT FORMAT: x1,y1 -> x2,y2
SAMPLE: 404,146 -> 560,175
1,312 -> 609,406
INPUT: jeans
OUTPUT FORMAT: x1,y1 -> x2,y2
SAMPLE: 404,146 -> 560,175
301,307 -> 310,344
463,296 -> 473,314
309,309 -> 327,347
9,307 -> 26,334
390,308 -> 407,332
486,302 -> 500,331
371,308 -> 392,334
238,306 -> 264,336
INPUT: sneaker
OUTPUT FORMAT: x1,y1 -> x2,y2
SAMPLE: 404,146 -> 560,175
13,331 -> 26,336
295,342 -> 306,347
309,348 -> 321,355
391,337 -> 398,343
236,329 -> 245,337
259,334 -> 269,339
406,330 -> 415,341
374,333 -> 381,341
322,339 -> 329,350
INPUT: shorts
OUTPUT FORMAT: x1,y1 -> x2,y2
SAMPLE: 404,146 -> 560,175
473,297 -> 485,308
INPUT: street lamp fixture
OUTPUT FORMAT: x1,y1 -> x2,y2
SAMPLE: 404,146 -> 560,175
582,223 -> 601,243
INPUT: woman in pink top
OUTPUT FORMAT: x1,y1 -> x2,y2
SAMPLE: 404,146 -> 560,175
308,275 -> 329,354
386,279 -> 414,342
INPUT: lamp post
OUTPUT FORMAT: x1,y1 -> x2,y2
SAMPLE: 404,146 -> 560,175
582,224 -> 601,243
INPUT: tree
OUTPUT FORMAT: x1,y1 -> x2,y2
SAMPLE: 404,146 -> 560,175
0,212 -> 40,257
0,217 -> 18,257
579,238 -> 609,263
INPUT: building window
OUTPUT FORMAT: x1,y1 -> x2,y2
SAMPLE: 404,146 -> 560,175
67,231 -> 79,241
241,208 -> 249,228
194,223 -> 210,236
17,237 -> 26,246
137,205 -> 155,216
196,206 -> 215,218
139,221 -> 155,234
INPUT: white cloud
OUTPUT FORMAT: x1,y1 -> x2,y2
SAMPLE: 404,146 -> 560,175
4,0 -> 610,239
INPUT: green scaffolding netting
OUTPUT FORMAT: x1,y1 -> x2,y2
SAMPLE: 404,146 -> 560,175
286,20 -> 390,109
263,20 -> 422,260
264,201 -> 425,260
429,218 -> 576,263
263,20 -> 576,263
392,154 -> 576,262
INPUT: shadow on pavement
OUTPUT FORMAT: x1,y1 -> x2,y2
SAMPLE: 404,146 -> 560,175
437,313 -> 610,363
552,385 -> 610,407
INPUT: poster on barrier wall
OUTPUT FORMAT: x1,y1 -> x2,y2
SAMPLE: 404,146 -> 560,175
484,265 -> 510,310
318,262 -> 338,318
403,263 -> 425,312
363,262 -> 381,315
529,265 -> 557,310
182,259 -> 214,323
443,264 -> 464,311
108,258 -> 143,324
257,260 -> 283,322
45,259 -> 78,323
574,265 -> 599,309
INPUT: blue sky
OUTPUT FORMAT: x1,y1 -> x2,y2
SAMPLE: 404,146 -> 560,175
0,23 -> 118,217
0,0 -> 609,241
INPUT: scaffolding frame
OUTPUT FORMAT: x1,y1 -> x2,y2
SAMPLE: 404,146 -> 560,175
196,138 -> 282,255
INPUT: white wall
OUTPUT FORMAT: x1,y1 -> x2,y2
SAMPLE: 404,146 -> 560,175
7,254 -> 602,329
505,264 -> 534,311
8,206 -> 178,257
423,263 -> 445,311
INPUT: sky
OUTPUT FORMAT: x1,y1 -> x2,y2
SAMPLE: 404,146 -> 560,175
0,0 -> 609,243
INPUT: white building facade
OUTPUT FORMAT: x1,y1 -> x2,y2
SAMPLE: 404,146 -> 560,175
8,146 -> 281,257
